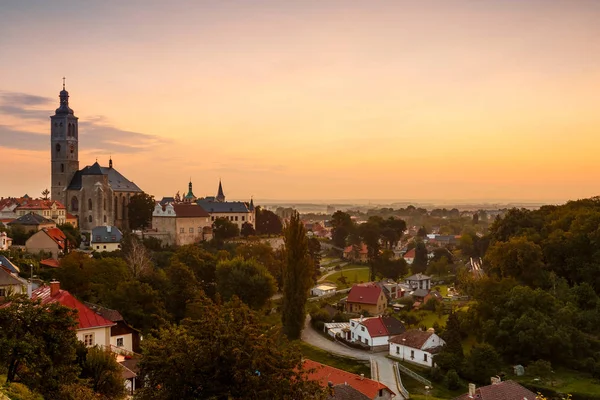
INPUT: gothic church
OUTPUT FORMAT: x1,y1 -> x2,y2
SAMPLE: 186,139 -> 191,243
50,83 -> 143,232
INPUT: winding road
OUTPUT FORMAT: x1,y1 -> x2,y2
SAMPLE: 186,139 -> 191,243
301,316 -> 404,399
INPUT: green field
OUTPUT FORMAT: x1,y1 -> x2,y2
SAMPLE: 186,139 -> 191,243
511,366 -> 600,398
323,267 -> 371,288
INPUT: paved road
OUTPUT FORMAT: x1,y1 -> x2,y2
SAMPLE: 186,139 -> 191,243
301,316 -> 403,398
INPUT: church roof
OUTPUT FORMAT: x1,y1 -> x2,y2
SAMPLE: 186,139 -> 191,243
216,180 -> 225,201
67,164 -> 142,193
196,199 -> 250,213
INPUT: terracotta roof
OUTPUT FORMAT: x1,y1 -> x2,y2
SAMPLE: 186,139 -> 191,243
44,228 -> 67,249
40,258 -> 60,268
453,380 -> 536,400
31,285 -> 115,330
66,213 -> 77,219
15,200 -> 66,210
403,248 -> 415,259
347,283 -> 383,305
389,330 -> 434,349
360,317 -> 389,338
172,203 -> 210,218
343,243 -> 368,254
303,359 -> 394,398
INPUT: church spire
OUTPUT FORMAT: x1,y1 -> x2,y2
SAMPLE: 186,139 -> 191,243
216,179 -> 225,202
56,77 -> 74,115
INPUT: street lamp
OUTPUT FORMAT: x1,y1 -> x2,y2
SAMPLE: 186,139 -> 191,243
30,264 -> 33,281
425,385 -> 431,400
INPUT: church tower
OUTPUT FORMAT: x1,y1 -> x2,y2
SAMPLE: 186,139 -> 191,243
50,79 -> 79,205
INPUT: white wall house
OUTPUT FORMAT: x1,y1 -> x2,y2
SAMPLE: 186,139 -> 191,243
389,329 -> 445,368
348,316 -> 405,349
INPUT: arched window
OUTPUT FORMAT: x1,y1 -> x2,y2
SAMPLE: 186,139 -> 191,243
60,164 -> 64,173
103,199 -> 106,211
114,197 -> 118,218
88,198 -> 93,211
103,215 -> 107,223
55,143 -> 61,153
71,196 -> 79,211
88,215 -> 92,223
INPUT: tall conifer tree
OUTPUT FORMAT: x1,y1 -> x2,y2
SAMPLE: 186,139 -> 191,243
281,211 -> 313,339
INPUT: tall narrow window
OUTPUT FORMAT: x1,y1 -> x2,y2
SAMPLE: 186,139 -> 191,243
88,215 -> 92,223
60,164 -> 64,172
55,143 -> 61,153
88,198 -> 92,211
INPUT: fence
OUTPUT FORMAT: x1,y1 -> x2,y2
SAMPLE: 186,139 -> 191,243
395,361 -> 432,387
393,362 -> 410,399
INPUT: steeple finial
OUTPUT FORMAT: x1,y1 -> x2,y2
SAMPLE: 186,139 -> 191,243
109,155 -> 113,169
62,77 -> 66,90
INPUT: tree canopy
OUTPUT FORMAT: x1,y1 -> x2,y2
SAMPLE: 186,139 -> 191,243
216,257 -> 277,309
128,192 -> 155,230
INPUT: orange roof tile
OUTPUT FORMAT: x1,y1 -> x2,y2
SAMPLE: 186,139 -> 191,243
44,228 -> 67,249
303,359 -> 394,398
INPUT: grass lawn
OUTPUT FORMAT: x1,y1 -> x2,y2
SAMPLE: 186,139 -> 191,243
461,334 -> 478,354
396,362 -> 465,400
296,341 -> 371,378
325,267 -> 371,288
511,366 -> 600,397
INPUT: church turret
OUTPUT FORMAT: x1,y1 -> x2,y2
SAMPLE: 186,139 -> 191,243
183,179 -> 196,203
249,197 -> 254,211
216,179 -> 225,202
50,78 -> 79,205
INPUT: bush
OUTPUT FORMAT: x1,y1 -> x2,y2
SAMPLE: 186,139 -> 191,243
445,369 -> 461,390
310,309 -> 332,327
314,320 -> 325,331
2,382 -> 44,400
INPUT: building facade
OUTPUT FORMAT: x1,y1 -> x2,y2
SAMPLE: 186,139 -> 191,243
150,203 -> 212,246
49,83 -> 143,232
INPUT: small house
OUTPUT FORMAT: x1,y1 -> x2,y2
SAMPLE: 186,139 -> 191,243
389,329 -> 445,368
345,283 -> 388,315
310,283 -> 337,297
91,226 -> 123,252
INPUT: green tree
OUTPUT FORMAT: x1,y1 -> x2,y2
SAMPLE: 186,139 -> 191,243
527,359 -> 553,382
330,211 -> 354,249
216,257 -> 276,309
281,211 -> 313,340
172,244 -> 218,297
445,369 -> 462,390
128,192 -> 155,230
485,236 -> 544,286
240,221 -> 256,237
212,217 -> 240,242
463,344 -> 502,384
375,250 -> 408,280
58,223 -> 82,248
0,296 -> 80,398
307,237 -> 322,283
80,346 -> 126,399
417,226 -> 428,238
235,241 -> 283,291
412,241 -> 428,274
255,206 -> 283,236
136,296 -> 326,400
359,218 -> 382,281
165,261 -> 200,322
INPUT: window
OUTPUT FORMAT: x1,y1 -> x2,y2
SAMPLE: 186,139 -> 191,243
189,227 -> 194,233
242,216 -> 245,221
88,215 -> 92,223
103,199 -> 106,211
351,322 -> 355,327
116,337 -> 124,347
424,354 -> 428,362
103,245 -> 106,249
55,143 -> 61,152
364,338 -> 368,345
88,198 -> 92,210
396,346 -> 400,354
410,350 -> 414,359
103,215 -> 107,223
352,332 -> 354,338
60,164 -> 64,172
96,246 -> 100,249
180,228 -> 185,233
0,289 -> 5,297
361,326 -> 365,332
235,216 -> 238,221
84,333 -> 94,347
211,216 -> 215,221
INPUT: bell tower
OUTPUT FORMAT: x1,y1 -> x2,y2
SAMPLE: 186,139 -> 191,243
50,78 -> 79,205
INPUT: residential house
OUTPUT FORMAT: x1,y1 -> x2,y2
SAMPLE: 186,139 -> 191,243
411,288 -> 430,308
345,283 -> 388,315
0,255 -> 19,274
347,315 -> 405,350
8,212 -> 56,233
14,199 -> 74,226
343,243 -> 369,263
303,359 -> 395,400
32,281 -> 116,348
197,198 -> 255,229
323,322 -> 350,339
311,283 -> 337,297
424,290 -> 443,305
91,226 -> 123,252
40,258 -> 60,269
0,232 -> 12,250
0,197 -> 19,220
377,280 -> 406,300
84,302 -> 142,353
150,203 -> 212,246
403,248 -> 415,265
389,329 -> 446,368
406,273 -> 432,291
0,266 -> 27,298
452,380 -> 536,400
25,227 -> 68,259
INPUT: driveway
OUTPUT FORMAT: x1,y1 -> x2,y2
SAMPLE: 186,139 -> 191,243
301,316 -> 404,399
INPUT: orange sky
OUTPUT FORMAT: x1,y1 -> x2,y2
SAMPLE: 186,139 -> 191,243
1,1 -> 600,203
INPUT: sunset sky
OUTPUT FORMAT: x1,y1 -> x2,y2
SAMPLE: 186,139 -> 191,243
1,1 -> 600,203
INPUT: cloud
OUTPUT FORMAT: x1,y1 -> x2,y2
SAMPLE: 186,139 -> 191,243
0,91 -> 168,154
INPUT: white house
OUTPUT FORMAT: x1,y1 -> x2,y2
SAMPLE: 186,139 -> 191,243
0,232 -> 12,250
91,225 -> 123,252
323,322 -> 350,339
406,273 -> 432,291
311,283 -> 337,297
389,329 -> 445,368
31,281 -> 115,348
348,316 -> 406,350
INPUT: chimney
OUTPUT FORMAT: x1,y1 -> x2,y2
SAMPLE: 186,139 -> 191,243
107,226 -> 111,233
468,383 -> 476,398
360,374 -> 364,381
491,376 -> 501,385
50,281 -> 60,297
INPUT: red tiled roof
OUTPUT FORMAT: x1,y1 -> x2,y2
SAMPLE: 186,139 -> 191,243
31,285 -> 115,330
403,248 -> 415,259
343,243 -> 368,254
303,359 -> 394,398
40,258 -> 60,268
172,203 -> 210,218
360,316 -> 389,338
389,329 -> 434,349
44,228 -> 67,249
66,213 -> 77,219
15,200 -> 66,211
453,380 -> 536,400
347,283 -> 383,305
